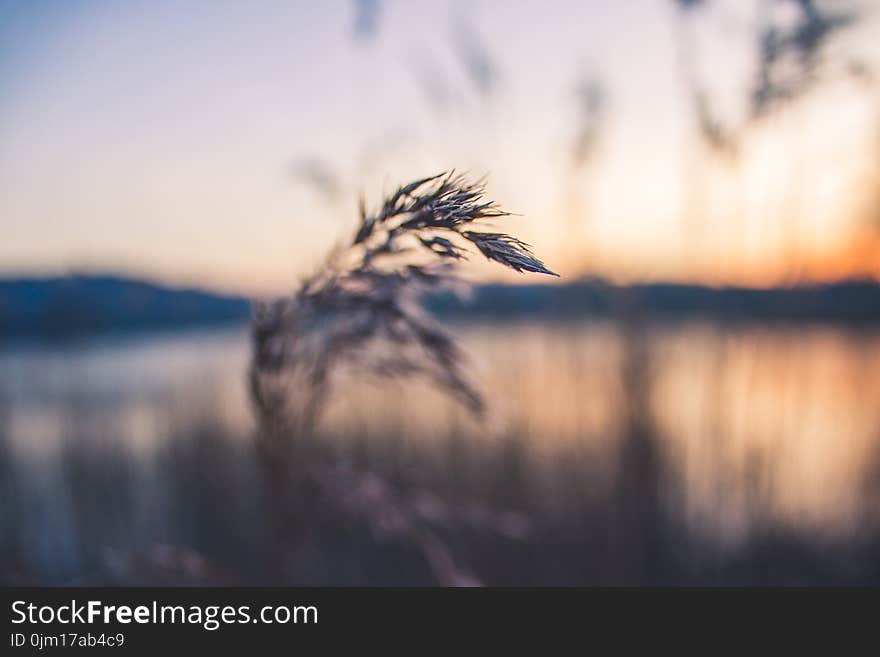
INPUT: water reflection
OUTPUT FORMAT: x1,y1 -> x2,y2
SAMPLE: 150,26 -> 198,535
1,320 -> 879,584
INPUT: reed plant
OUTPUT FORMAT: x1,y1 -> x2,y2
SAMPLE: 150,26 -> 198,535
248,172 -> 557,584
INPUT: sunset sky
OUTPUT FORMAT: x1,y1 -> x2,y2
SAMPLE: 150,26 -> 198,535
2,0 -> 878,295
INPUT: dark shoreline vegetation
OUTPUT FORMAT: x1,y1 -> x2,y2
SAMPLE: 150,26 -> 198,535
3,408 -> 880,586
2,274 -> 880,340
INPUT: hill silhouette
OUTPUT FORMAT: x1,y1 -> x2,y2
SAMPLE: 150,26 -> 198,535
1,274 -> 879,339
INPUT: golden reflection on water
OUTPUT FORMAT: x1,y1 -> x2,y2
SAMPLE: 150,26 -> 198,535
2,321 -> 879,541
327,321 -> 880,539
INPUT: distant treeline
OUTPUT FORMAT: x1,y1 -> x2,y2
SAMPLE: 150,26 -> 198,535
0,275 -> 250,338
1,275 -> 879,338
427,278 -> 880,324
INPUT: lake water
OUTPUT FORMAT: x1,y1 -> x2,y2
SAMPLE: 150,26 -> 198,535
2,319 -> 879,583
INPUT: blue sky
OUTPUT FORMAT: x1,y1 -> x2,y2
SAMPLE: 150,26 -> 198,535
1,0 -> 876,293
